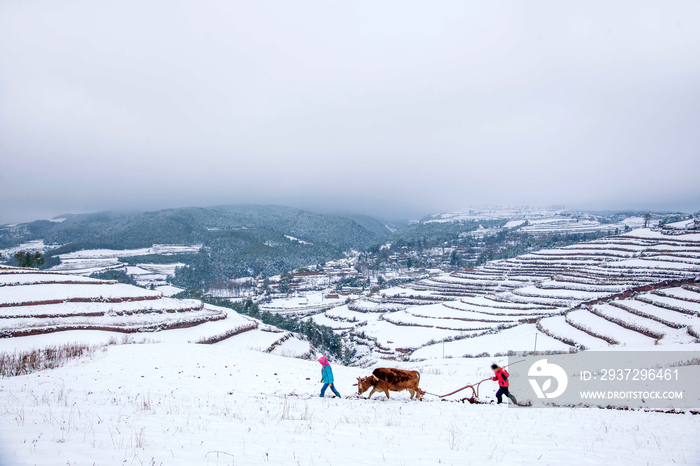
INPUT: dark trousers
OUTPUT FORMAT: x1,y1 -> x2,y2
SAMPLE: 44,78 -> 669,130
321,383 -> 340,397
496,386 -> 512,404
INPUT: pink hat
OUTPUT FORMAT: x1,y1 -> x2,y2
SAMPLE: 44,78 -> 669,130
318,356 -> 330,367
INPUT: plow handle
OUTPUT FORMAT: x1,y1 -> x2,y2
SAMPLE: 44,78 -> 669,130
437,360 -> 526,398
422,360 -> 528,399
439,377 -> 490,398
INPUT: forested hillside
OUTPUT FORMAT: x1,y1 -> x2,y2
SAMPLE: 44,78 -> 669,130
0,205 -> 381,287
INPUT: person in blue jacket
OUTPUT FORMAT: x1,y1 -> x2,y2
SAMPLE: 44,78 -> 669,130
318,356 -> 341,398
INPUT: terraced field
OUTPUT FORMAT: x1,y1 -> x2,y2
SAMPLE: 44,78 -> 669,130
0,266 -> 222,337
309,229 -> 700,363
0,266 -> 312,358
538,286 -> 700,349
45,245 -> 201,295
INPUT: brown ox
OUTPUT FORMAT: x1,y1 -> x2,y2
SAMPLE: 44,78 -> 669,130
356,368 -> 423,400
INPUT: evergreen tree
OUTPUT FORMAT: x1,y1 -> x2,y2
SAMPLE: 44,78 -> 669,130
14,251 -> 45,268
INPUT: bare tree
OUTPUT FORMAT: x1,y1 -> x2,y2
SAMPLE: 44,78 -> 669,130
643,213 -> 652,228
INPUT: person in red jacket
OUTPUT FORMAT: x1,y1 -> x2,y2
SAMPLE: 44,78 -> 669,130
491,364 -> 518,405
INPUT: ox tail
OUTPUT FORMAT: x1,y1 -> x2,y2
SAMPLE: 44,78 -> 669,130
417,372 -> 424,400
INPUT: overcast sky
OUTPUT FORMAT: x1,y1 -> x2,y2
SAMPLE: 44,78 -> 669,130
1,1 -> 699,223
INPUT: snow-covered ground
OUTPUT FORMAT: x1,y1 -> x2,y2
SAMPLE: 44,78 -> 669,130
0,343 -> 698,465
46,245 -> 200,288
260,291 -> 348,314
503,219 -> 526,228
421,208 -> 650,235
56,245 -> 201,260
665,219 -> 698,230
411,324 -> 570,359
322,228 -> 700,361
155,284 -> 184,296
424,207 -> 567,224
1,229 -> 699,464
0,241 -> 58,258
0,267 -> 234,339
0,282 -> 162,306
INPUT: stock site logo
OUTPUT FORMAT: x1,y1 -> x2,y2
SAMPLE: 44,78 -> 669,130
528,359 -> 568,399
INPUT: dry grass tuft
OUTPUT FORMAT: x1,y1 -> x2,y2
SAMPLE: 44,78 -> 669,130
0,335 -> 154,378
0,343 -> 99,377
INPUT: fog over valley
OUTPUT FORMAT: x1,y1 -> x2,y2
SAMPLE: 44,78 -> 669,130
2,1 -> 700,223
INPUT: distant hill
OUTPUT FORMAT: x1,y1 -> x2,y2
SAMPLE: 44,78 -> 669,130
336,213 -> 394,238
0,205 -> 384,288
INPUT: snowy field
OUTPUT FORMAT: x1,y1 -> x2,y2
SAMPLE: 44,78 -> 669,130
0,267 -> 229,337
2,228 -> 700,464
411,324 -> 570,359
0,241 -> 57,258
1,343 -> 698,465
45,245 -> 199,290
421,208 -> 648,236
324,228 -> 700,361
260,291 -> 346,314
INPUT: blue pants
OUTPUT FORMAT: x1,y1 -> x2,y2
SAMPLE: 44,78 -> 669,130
496,386 -> 517,404
320,383 -> 340,397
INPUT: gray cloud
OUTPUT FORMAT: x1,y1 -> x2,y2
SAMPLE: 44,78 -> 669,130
1,0 -> 699,223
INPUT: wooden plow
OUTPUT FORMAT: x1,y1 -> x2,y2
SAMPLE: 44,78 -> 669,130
423,377 -> 491,403
423,360 -> 526,404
